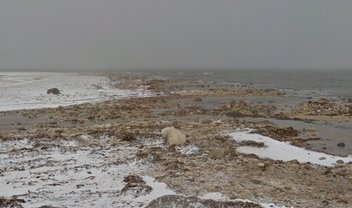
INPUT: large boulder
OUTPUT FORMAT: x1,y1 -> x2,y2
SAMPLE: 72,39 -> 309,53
47,88 -> 61,95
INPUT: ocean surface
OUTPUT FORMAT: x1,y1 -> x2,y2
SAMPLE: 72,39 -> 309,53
155,69 -> 352,98
0,72 -> 149,111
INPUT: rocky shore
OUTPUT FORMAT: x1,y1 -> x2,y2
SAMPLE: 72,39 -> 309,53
0,72 -> 351,208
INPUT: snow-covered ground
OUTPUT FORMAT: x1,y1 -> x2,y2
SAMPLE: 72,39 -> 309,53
0,135 -> 286,208
0,72 -> 150,111
201,192 -> 287,208
0,135 -> 174,207
229,129 -> 352,167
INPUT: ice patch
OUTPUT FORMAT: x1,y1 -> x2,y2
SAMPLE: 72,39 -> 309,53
200,192 -> 229,201
229,129 -> 352,167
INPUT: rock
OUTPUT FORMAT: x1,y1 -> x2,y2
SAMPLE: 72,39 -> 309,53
335,168 -> 348,177
194,97 -> 203,102
321,200 -> 329,206
336,160 -> 344,164
146,195 -> 262,208
289,159 -> 299,164
319,157 -> 326,160
18,127 -> 26,131
209,149 -> 226,160
257,162 -> 267,171
121,175 -> 152,198
0,196 -> 25,208
121,133 -> 136,142
239,140 -> 265,148
47,88 -> 61,95
123,175 -> 145,184
337,142 -> 346,147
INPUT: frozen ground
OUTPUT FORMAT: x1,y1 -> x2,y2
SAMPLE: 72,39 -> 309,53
229,129 -> 352,167
0,135 -> 174,207
0,135 -> 285,208
0,72 -> 150,111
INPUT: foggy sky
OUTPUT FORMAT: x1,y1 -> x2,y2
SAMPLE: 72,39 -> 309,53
1,1 -> 352,71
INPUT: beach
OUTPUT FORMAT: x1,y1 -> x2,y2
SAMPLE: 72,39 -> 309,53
0,71 -> 351,208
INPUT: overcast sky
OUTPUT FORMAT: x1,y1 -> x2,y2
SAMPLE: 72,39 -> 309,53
1,1 -> 352,71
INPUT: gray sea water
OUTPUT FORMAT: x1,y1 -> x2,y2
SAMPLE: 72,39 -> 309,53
153,69 -> 352,98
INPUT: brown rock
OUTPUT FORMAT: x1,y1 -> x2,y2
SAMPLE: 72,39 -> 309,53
239,140 -> 265,148
209,149 -> 227,160
121,133 -> 136,142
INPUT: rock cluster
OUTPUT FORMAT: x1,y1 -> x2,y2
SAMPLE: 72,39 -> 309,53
292,98 -> 351,116
0,196 -> 25,208
222,101 -> 276,118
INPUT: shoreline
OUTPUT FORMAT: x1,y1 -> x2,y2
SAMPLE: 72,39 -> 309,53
1,72 -> 352,207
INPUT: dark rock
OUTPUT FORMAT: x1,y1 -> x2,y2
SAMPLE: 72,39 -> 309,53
0,196 -> 25,208
121,175 -> 152,198
322,200 -> 329,206
47,88 -> 61,95
18,127 -> 26,131
337,142 -> 346,147
146,195 -> 262,208
121,133 -> 136,142
336,160 -> 344,164
194,97 -> 203,102
225,110 -> 245,118
239,140 -> 265,148
123,175 -> 145,184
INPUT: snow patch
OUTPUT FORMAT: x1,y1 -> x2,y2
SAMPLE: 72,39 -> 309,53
0,72 -> 151,111
229,129 -> 352,167
177,144 -> 200,156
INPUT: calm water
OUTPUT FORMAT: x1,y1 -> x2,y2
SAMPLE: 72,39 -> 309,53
153,69 -> 352,98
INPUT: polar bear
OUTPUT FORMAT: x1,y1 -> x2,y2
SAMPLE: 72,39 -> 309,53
161,127 -> 186,145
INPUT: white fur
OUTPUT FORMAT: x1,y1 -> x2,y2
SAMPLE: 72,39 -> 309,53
161,127 -> 186,145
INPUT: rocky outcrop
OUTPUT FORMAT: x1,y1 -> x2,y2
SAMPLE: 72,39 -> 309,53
47,88 -> 61,95
292,99 -> 351,116
146,195 -> 262,208
0,196 -> 25,208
